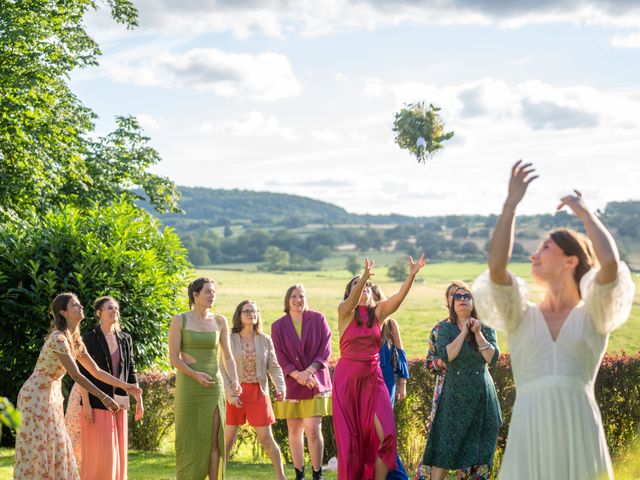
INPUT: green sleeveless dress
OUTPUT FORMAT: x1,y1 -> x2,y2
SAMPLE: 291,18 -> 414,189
175,313 -> 226,479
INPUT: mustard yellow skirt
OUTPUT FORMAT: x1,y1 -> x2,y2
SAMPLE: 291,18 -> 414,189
274,395 -> 332,419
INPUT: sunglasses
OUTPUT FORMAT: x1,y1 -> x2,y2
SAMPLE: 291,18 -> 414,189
241,309 -> 259,315
453,293 -> 472,301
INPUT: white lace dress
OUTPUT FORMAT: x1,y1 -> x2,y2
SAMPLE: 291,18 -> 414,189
472,262 -> 634,480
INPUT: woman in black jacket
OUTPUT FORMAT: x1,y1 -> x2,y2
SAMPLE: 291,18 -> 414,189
66,296 -> 143,479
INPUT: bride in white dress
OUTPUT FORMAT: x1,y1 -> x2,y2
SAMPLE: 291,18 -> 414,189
472,160 -> 634,480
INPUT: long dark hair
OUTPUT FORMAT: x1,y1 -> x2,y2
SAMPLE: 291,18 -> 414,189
549,229 -> 595,295
50,292 -> 84,358
344,275 -> 375,328
188,277 -> 214,308
231,300 -> 263,334
448,287 -> 479,350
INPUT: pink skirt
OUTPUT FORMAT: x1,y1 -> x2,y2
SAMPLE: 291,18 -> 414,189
80,408 -> 128,480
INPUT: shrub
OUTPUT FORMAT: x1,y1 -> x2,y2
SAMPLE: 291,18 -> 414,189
0,200 -> 190,414
129,371 -> 175,451
131,353 -> 640,470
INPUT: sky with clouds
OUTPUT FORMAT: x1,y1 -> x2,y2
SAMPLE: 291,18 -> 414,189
73,0 -> 640,216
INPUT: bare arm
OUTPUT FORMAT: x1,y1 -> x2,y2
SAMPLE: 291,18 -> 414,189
218,315 -> 241,395
471,321 -> 496,364
557,192 -> 619,284
338,258 -> 374,329
377,254 -> 427,321
76,352 -> 140,396
488,160 -> 538,285
445,325 -> 469,363
55,352 -> 119,411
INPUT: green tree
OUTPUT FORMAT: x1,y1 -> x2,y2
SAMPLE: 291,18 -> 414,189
345,255 -> 360,275
388,258 -> 408,282
0,0 -> 178,216
259,246 -> 290,272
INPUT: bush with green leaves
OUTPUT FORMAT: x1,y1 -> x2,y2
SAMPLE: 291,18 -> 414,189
128,371 -> 175,451
392,102 -> 454,163
0,200 -> 190,411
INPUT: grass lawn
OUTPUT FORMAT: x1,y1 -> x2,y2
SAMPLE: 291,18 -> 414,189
198,261 -> 640,359
3,446 -> 639,479
0,447 -> 338,480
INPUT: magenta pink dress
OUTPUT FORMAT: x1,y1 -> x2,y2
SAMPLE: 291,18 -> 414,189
332,306 -> 397,480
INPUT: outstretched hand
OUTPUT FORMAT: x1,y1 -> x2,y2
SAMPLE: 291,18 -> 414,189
408,254 -> 427,276
363,257 -> 374,279
557,190 -> 589,220
506,160 -> 538,207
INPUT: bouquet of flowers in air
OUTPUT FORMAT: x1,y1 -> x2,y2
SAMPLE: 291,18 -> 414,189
392,101 -> 454,164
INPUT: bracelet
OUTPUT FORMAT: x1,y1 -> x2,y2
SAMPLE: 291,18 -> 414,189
478,343 -> 491,351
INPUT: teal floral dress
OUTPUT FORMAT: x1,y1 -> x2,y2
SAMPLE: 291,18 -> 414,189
422,321 -> 502,473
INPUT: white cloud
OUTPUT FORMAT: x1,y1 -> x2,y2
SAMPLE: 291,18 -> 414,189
201,111 -> 296,140
312,129 -> 342,143
371,77 -> 640,131
363,77 -> 385,97
611,32 -> 640,47
135,113 -> 161,131
102,48 -> 301,101
85,0 -> 640,41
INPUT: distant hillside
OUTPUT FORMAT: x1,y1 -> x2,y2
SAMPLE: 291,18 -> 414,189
154,187 -> 356,229
140,187 -> 640,269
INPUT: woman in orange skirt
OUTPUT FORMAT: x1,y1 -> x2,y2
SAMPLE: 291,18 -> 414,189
222,300 -> 287,479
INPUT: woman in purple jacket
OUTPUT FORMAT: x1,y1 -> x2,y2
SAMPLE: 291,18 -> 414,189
271,284 -> 332,480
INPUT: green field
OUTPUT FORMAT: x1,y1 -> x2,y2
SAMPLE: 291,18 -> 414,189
199,261 -> 640,358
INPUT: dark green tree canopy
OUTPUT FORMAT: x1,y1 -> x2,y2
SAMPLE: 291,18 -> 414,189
0,0 -> 178,215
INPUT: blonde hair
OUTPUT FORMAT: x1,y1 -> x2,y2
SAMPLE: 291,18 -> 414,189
93,296 -> 122,332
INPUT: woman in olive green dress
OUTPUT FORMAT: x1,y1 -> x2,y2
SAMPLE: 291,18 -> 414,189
169,277 -> 241,480
422,287 -> 502,480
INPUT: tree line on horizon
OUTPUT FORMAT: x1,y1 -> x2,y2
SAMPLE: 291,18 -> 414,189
148,187 -> 640,270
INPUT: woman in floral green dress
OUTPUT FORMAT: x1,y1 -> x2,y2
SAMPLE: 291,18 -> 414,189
422,287 -> 502,480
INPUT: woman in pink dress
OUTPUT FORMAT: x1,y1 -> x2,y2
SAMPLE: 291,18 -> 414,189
333,255 -> 426,480
13,292 -> 141,479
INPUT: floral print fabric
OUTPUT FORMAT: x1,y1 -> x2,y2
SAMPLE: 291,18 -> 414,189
14,331 -> 80,479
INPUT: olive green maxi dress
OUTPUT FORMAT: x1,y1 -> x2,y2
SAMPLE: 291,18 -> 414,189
175,314 -> 226,479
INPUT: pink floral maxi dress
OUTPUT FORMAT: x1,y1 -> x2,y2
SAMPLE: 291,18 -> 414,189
14,331 -> 80,479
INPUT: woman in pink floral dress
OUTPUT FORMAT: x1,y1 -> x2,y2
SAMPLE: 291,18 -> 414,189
13,292 -> 141,479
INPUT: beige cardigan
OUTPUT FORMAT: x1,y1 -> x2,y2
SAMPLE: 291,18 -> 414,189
221,332 -> 286,403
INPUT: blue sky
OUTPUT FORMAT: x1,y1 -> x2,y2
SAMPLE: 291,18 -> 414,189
72,0 -> 640,216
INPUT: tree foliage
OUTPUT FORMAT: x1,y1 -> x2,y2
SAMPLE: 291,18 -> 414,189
388,258 -> 409,282
0,200 -> 190,407
0,0 -> 178,215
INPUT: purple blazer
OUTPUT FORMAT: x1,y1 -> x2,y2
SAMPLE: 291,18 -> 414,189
271,309 -> 332,400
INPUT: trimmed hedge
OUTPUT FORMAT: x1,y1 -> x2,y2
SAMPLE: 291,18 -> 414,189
132,353 -> 640,473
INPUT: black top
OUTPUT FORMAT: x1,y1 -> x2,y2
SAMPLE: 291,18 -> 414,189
78,325 -> 137,410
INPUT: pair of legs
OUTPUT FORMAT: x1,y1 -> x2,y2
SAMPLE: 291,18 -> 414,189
430,465 -> 491,480
287,416 -> 324,472
225,423 -> 286,480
